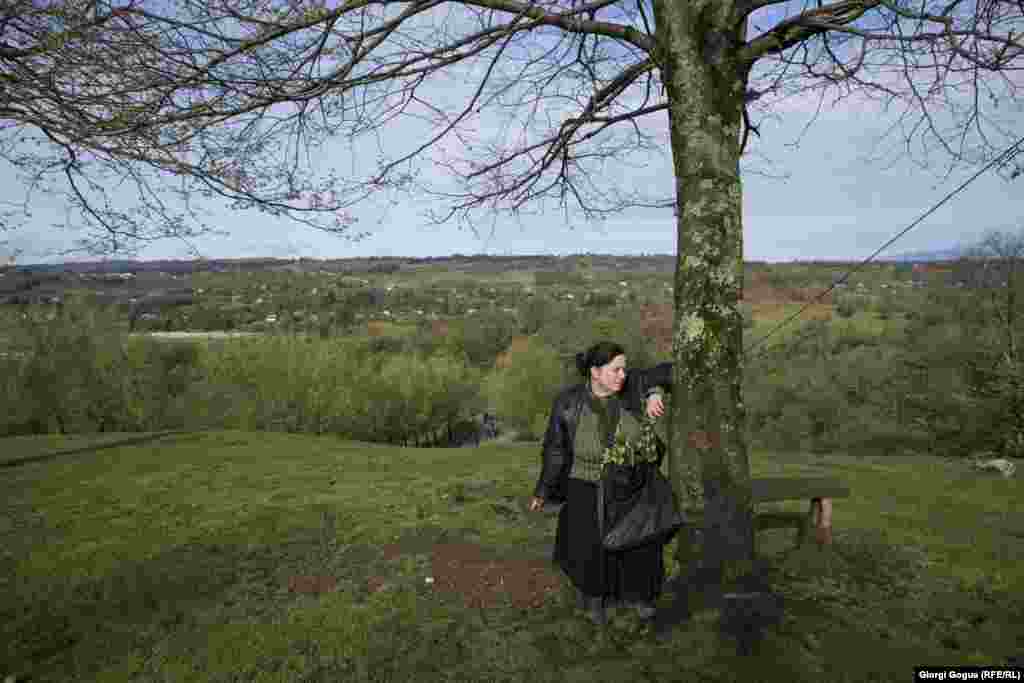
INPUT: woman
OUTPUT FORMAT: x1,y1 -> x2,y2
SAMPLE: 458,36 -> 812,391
527,341 -> 674,625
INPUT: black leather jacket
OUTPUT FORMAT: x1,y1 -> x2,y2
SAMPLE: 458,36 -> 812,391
532,362 -> 674,502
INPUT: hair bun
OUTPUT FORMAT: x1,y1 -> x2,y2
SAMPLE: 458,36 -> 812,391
574,351 -> 587,376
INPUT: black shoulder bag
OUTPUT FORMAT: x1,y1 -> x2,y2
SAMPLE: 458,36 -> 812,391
599,432 -> 686,552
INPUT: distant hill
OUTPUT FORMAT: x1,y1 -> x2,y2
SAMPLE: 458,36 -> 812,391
875,246 -> 967,262
4,248 -> 985,274
4,254 -> 679,276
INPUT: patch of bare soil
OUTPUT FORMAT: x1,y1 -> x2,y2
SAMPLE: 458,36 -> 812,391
429,543 -> 563,609
379,540 -> 563,609
286,574 -> 339,596
495,334 -> 532,369
746,271 -> 833,305
430,319 -> 450,339
366,320 -> 388,337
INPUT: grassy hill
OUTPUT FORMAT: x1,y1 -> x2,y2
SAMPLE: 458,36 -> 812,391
2,431 -> 1021,681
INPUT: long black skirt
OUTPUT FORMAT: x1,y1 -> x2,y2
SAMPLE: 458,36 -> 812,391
553,477 -> 666,602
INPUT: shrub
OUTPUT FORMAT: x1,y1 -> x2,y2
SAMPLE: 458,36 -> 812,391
121,337 -> 204,430
482,341 -> 569,440
518,294 -> 556,336
0,296 -> 133,435
406,323 -> 443,357
741,303 -> 755,329
585,291 -> 620,309
451,309 -> 518,368
603,309 -> 661,372
365,335 -> 407,356
191,335 -> 482,446
835,293 -> 869,319
532,306 -> 661,374
831,324 -> 879,355
534,271 -> 584,288
745,329 -> 917,454
194,334 -> 359,435
336,349 -> 481,446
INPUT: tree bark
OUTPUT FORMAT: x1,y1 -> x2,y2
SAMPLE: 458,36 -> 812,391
652,1 -> 755,584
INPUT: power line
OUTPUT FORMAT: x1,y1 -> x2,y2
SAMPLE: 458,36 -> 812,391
743,135 -> 1024,359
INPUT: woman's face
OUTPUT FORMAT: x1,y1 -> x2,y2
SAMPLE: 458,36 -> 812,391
591,354 -> 627,394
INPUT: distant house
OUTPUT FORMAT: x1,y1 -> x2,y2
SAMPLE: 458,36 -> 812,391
911,262 -> 955,286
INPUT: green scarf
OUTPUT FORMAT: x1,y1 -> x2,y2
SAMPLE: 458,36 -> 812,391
570,384 -> 651,482
588,389 -> 621,449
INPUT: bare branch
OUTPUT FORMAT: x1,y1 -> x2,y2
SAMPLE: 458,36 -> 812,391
461,0 -> 654,51
741,1 -> 887,64
0,0 -> 1021,255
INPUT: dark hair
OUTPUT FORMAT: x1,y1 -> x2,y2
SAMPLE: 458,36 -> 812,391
575,341 -> 626,378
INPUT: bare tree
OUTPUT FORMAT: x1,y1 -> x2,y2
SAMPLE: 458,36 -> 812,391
3,0 -> 1023,581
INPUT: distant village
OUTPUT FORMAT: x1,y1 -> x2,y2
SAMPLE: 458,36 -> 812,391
0,254 -> 1013,317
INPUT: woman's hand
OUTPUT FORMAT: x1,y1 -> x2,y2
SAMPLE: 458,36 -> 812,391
527,496 -> 545,512
646,393 -> 665,419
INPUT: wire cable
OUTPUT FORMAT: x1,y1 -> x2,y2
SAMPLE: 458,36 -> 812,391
743,135 -> 1024,359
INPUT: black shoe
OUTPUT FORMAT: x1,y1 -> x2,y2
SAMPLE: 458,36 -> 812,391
584,596 -> 607,625
625,600 -> 657,619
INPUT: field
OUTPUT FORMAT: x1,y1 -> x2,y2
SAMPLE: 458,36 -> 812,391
2,254 -> 1021,679
2,431 -> 1021,682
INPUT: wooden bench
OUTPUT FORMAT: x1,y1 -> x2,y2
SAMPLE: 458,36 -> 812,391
686,476 -> 851,550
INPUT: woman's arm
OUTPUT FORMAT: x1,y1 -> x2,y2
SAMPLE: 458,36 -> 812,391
622,362 -> 674,414
641,362 -> 674,395
532,396 -> 570,502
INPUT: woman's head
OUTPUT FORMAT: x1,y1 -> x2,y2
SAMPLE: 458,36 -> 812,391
576,341 -> 627,395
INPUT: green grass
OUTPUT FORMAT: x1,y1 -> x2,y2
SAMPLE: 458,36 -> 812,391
2,432 -> 1021,682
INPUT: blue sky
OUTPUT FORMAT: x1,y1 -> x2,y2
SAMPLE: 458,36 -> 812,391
2,2 -> 1022,265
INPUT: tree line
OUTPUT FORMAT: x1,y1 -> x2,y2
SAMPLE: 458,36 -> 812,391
3,228 -> 1022,462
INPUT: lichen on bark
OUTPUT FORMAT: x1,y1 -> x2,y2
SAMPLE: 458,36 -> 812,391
653,0 -> 754,577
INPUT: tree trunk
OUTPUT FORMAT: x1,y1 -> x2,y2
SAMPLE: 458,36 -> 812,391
652,1 -> 755,584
